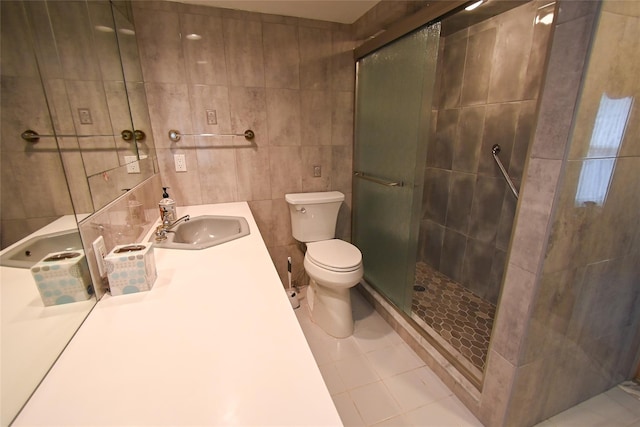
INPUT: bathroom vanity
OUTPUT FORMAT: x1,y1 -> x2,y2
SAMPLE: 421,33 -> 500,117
0,214 -> 95,425
13,203 -> 342,426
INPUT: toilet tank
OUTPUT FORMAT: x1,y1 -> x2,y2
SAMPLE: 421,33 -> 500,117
285,191 -> 345,242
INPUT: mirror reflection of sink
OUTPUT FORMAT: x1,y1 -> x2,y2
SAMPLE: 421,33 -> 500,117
0,230 -> 83,269
150,215 -> 250,250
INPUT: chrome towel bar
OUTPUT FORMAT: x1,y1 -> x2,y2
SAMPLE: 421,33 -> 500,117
354,171 -> 404,187
21,129 -> 145,143
168,129 -> 255,142
491,144 -> 519,200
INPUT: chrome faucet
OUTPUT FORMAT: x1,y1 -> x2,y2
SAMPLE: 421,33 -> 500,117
155,214 -> 190,241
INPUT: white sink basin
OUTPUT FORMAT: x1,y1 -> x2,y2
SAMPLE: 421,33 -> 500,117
151,215 -> 250,250
0,230 -> 83,268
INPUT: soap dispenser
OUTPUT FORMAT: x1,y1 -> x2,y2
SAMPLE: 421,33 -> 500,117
158,187 -> 176,223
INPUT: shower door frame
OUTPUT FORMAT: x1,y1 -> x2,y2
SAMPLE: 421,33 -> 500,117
352,25 -> 438,316
351,0 -> 484,390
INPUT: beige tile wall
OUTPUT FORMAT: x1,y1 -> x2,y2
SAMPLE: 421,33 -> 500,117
0,0 -> 157,249
0,1 -> 75,248
479,1 -> 640,426
132,1 -> 356,286
503,1 -> 640,424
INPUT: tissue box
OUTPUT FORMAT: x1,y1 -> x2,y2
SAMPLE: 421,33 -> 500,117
31,250 -> 93,306
105,243 -> 157,296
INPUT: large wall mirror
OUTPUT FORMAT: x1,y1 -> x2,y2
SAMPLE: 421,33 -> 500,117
0,1 -> 155,424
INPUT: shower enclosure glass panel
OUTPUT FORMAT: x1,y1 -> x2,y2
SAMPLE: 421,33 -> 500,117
353,24 -> 440,310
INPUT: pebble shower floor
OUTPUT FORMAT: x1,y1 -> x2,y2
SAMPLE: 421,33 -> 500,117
411,262 -> 496,372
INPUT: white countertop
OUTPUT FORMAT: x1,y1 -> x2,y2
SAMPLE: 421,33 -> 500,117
13,203 -> 342,426
0,215 -> 95,427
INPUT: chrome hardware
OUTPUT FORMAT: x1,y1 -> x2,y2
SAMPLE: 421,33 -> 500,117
21,129 -> 147,143
121,130 -> 134,141
168,129 -> 255,142
491,144 -> 519,200
122,130 -> 146,141
353,171 -> 404,187
154,215 -> 190,242
21,129 -> 40,143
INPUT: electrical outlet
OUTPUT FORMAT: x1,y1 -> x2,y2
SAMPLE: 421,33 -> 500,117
174,154 -> 187,172
78,108 -> 93,124
313,165 -> 321,177
206,109 -> 217,125
124,155 -> 140,174
92,236 -> 108,278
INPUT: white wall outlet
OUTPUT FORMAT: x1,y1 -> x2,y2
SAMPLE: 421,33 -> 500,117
92,236 -> 108,278
78,108 -> 92,124
124,155 -> 140,173
174,154 -> 187,172
313,165 -> 321,177
206,109 -> 217,125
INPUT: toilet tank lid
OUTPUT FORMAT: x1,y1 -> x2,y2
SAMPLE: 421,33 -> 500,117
285,191 -> 344,205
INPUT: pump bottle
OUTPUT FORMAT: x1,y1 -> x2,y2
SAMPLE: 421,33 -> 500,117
158,187 -> 176,223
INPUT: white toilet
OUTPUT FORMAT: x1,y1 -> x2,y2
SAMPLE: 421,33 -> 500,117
285,191 -> 363,338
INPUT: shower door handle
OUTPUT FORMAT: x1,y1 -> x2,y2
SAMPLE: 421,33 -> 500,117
354,171 -> 404,187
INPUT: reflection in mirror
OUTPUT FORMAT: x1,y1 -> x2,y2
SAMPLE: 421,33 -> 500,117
0,0 -> 154,425
17,0 -> 157,218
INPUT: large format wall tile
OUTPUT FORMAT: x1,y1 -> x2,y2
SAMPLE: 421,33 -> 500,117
266,88 -> 301,146
223,18 -> 265,88
0,1 -> 40,78
181,13 -> 227,86
134,8 -> 186,83
263,23 -> 300,89
487,1 -> 536,104
145,82 -> 193,148
460,27 -> 495,106
301,90 -> 331,146
299,26 -> 332,90
420,0 -> 553,307
48,1 -> 102,80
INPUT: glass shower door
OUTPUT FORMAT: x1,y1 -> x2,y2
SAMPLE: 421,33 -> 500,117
353,23 -> 440,311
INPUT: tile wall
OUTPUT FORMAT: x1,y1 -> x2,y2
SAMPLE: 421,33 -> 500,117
132,1 -> 356,286
0,0 -> 157,248
503,1 -> 640,424
480,1 -> 604,425
0,1 -> 75,248
419,1 -> 553,304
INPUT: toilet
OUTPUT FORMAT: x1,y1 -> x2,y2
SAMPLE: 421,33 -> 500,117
285,191 -> 363,338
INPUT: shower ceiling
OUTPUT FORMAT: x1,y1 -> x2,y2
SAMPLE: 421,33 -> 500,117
167,0 -> 380,24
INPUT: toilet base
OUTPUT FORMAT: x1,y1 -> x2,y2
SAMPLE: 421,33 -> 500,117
308,279 -> 354,338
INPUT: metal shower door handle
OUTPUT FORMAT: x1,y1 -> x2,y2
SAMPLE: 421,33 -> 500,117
354,171 -> 404,187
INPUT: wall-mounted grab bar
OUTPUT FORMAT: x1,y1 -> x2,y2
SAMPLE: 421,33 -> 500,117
491,144 -> 519,200
354,171 -> 404,187
168,129 -> 255,142
21,129 -> 145,143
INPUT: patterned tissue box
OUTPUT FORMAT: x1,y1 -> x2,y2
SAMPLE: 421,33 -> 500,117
31,250 -> 93,306
105,243 -> 157,296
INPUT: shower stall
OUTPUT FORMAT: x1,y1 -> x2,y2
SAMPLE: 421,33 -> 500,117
353,0 -> 555,383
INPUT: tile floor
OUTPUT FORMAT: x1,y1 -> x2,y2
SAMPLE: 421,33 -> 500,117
412,262 -> 495,372
293,287 -> 640,427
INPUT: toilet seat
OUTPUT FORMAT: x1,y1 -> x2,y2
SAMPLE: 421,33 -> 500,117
306,239 -> 362,272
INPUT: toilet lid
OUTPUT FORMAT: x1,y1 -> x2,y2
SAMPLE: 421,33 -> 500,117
307,239 -> 362,272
